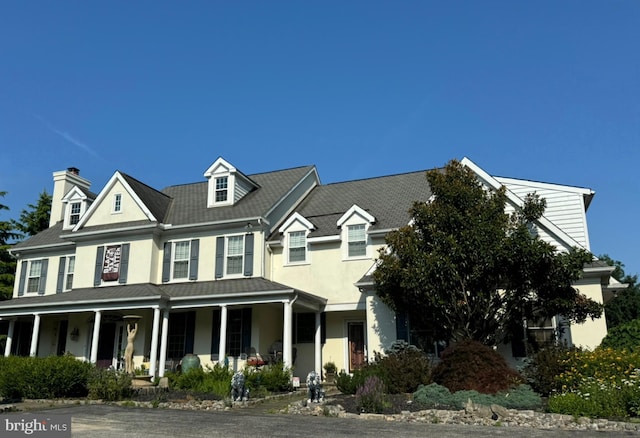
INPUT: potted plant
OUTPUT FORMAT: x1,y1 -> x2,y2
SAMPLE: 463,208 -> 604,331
323,361 -> 337,383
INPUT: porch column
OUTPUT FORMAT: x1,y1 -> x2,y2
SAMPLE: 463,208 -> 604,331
90,310 -> 102,364
158,309 -> 169,377
218,305 -> 227,364
29,314 -> 41,357
283,300 -> 293,368
149,307 -> 161,377
4,319 -> 15,357
315,311 -> 322,375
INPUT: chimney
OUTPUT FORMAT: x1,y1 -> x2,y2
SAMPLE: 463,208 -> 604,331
50,167 -> 92,227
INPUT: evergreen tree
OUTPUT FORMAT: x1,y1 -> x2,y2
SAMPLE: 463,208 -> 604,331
12,189 -> 51,237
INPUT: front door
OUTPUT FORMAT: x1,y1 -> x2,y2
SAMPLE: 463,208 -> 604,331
56,320 -> 68,356
96,323 -> 116,369
348,321 -> 366,372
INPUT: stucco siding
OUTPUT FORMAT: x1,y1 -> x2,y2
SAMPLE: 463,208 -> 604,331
83,180 -> 150,226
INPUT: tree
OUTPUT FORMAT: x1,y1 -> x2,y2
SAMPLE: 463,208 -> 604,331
12,190 -> 51,237
373,159 -> 602,346
599,254 -> 640,329
0,192 -> 20,300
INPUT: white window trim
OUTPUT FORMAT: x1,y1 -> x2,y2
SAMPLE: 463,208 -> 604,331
337,205 -> 375,261
224,234 -> 245,278
62,187 -> 89,230
286,230 -> 310,265
112,193 -> 123,214
279,212 -> 314,266
26,259 -> 44,294
171,240 -> 191,281
64,256 -> 75,291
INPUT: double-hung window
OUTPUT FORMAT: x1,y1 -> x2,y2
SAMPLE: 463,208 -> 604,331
69,202 -> 81,225
27,260 -> 43,293
173,241 -> 190,279
65,256 -> 75,290
215,176 -> 228,203
347,224 -> 366,257
288,231 -> 306,263
226,236 -> 244,275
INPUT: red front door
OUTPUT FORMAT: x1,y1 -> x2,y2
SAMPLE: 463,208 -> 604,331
348,322 -> 365,372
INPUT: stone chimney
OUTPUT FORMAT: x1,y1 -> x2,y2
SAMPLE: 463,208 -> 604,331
50,167 -> 92,227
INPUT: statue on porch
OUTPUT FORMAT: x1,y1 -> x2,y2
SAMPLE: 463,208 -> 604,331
124,321 -> 138,374
231,371 -> 249,401
306,370 -> 324,403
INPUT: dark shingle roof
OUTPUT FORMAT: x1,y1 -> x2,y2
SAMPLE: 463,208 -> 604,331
291,170 -> 433,238
120,172 -> 172,222
11,222 -> 69,251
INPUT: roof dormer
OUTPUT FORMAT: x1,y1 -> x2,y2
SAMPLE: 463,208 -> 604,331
337,205 -> 376,260
203,157 -> 259,208
62,186 -> 92,230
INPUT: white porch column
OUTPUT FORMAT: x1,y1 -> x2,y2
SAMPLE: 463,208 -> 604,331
315,311 -> 322,375
4,319 -> 15,357
90,310 -> 102,364
158,309 -> 169,377
283,300 -> 293,368
149,307 -> 161,377
29,314 -> 41,357
218,305 -> 227,364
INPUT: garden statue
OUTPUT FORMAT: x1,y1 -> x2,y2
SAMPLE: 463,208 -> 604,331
231,371 -> 249,401
124,321 -> 138,375
306,370 -> 324,403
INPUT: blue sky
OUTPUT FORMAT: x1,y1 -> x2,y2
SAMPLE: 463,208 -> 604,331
1,1 -> 639,276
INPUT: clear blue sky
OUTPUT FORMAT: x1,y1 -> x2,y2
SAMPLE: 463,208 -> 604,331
1,1 -> 639,277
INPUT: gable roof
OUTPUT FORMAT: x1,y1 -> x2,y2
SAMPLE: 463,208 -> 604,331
119,172 -> 173,223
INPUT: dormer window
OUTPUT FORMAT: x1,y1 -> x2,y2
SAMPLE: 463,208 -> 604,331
347,224 -> 366,257
215,176 -> 228,203
337,204 -> 376,260
288,231 -> 307,263
279,212 -> 315,265
69,202 -> 81,225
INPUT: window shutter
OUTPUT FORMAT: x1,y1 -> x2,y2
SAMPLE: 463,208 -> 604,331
185,311 -> 196,354
243,233 -> 254,276
189,239 -> 199,281
56,257 -> 66,294
94,246 -> 104,286
18,260 -> 27,296
321,312 -> 327,344
241,308 -> 252,355
38,259 -> 48,295
119,243 -> 130,284
215,236 -> 224,279
162,242 -> 172,283
395,312 -> 409,342
210,308 -> 221,361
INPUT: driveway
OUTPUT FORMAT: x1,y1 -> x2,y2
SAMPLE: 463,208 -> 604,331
16,404 -> 637,438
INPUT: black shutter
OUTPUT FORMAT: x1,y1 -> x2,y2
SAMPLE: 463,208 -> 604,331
56,257 -> 66,294
18,260 -> 27,296
215,236 -> 224,279
162,242 -> 172,283
321,312 -> 327,344
241,308 -> 252,355
119,243 -> 130,284
395,312 -> 409,342
185,311 -> 196,354
243,233 -> 254,276
94,246 -> 104,286
38,259 -> 48,295
189,239 -> 199,280
210,308 -> 221,361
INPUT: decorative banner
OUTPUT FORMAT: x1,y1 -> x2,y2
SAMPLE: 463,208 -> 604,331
102,245 -> 121,281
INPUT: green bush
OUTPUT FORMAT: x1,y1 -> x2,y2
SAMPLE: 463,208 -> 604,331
87,368 -> 133,401
413,382 -> 541,410
600,319 -> 640,352
547,384 -> 631,419
253,362 -> 292,393
168,364 -> 233,398
431,340 -> 522,394
355,375 -> 389,413
335,365 -> 380,395
0,356 -> 92,400
522,343 -> 575,396
372,341 -> 431,394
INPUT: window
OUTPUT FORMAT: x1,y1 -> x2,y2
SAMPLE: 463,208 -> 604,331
527,317 -> 555,348
69,202 -> 81,225
288,231 -> 306,263
347,224 -> 366,257
215,176 -> 228,203
210,308 -> 252,358
167,312 -> 195,360
226,235 -> 244,275
27,260 -> 43,293
113,194 -> 122,213
65,256 -> 75,290
173,241 -> 190,279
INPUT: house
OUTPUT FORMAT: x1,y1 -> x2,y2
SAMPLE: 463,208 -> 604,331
0,157 -> 622,378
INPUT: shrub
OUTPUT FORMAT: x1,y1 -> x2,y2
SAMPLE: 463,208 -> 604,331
87,368 -> 133,401
600,319 -> 640,352
522,343 -> 575,396
0,356 -> 92,400
372,341 -> 431,394
355,375 -> 389,413
335,365 -> 380,395
254,362 -> 292,393
413,382 -> 541,410
431,340 -> 522,394
168,364 -> 233,398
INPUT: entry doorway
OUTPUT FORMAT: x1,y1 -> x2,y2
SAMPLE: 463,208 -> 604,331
347,321 -> 366,372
